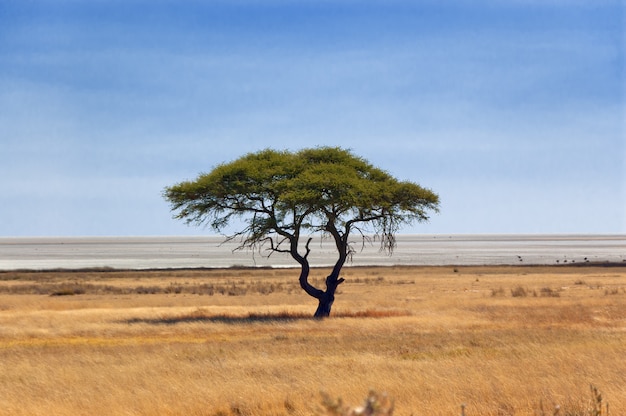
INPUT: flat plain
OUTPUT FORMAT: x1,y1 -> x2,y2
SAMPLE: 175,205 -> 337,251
0,265 -> 625,415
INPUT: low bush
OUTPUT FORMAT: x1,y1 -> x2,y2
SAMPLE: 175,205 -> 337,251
491,287 -> 506,297
511,286 -> 528,297
540,287 -> 560,298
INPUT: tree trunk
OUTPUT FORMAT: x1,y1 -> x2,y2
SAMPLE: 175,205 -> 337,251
292,235 -> 346,318
313,292 -> 334,318
313,271 -> 345,318
310,221 -> 350,318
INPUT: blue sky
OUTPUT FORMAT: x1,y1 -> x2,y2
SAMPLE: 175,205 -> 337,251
1,0 -> 624,236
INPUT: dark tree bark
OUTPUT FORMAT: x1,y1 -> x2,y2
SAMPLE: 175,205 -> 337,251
310,220 -> 348,318
313,272 -> 345,318
292,236 -> 346,318
312,228 -> 348,318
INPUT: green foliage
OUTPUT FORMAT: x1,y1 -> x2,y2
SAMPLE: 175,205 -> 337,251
163,147 -> 439,254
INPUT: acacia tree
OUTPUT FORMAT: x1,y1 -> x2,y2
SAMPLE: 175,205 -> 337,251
164,147 -> 439,317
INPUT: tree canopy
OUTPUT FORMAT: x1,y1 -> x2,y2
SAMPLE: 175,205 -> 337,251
164,147 -> 439,317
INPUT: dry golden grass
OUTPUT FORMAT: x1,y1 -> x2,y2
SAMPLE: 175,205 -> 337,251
0,265 -> 625,415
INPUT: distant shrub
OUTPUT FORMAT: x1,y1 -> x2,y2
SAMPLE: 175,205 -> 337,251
194,284 -> 215,295
604,287 -> 623,296
511,286 -> 528,297
491,287 -> 506,297
350,277 -> 386,284
540,287 -> 560,298
133,286 -> 160,294
164,284 -> 184,294
49,286 -> 85,296
336,309 -> 410,318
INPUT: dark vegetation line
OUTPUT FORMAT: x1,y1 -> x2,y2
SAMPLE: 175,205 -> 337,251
0,275 -> 417,296
123,309 -> 410,326
1,261 -> 625,275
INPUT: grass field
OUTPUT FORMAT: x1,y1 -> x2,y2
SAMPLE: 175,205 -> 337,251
0,265 -> 624,415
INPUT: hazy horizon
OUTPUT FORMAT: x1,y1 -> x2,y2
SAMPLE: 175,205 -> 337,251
2,232 -> 626,239
1,234 -> 624,270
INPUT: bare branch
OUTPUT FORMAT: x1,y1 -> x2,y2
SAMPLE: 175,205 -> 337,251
304,237 -> 313,260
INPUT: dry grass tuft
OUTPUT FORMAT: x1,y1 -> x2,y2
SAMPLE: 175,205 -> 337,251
321,390 -> 394,416
537,385 -> 610,416
324,385 -> 611,416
